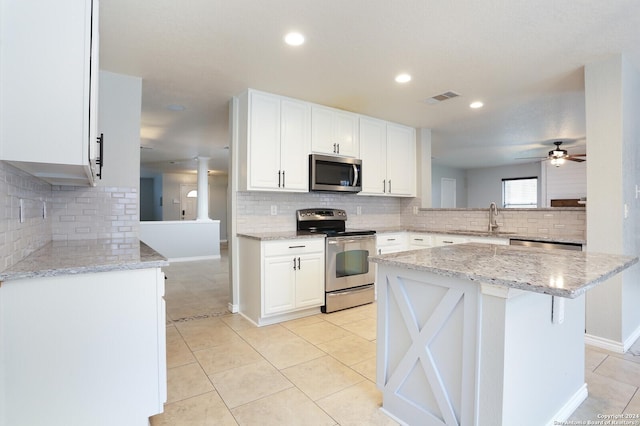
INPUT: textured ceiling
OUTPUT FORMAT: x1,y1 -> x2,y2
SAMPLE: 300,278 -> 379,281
99,0 -> 640,174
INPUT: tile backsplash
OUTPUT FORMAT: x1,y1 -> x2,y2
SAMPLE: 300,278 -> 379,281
0,161 -> 141,271
0,162 -> 52,270
236,191 -> 402,234
51,185 -> 139,241
236,192 -> 586,241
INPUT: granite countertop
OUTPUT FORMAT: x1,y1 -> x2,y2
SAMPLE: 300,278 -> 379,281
370,243 -> 637,299
238,231 -> 327,241
0,239 -> 168,282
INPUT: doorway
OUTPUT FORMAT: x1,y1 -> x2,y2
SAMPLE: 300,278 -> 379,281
179,184 -> 197,220
441,178 -> 457,208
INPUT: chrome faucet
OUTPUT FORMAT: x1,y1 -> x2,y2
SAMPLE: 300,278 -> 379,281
488,202 -> 499,232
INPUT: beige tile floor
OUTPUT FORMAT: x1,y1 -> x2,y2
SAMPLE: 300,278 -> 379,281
152,253 -> 640,425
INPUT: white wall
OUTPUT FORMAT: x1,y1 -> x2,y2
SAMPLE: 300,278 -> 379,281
585,54 -> 640,350
543,160 -> 586,207
466,162 -> 541,208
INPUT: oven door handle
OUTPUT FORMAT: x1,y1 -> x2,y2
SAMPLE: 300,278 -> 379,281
328,239 -> 363,245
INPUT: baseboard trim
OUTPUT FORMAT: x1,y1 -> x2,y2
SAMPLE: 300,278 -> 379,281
584,333 -> 625,353
228,302 -> 239,313
545,383 -> 588,426
166,254 -> 221,263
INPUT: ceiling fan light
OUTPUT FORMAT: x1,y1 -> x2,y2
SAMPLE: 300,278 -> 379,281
550,157 -> 565,167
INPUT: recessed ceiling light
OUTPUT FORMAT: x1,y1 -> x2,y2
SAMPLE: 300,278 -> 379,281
284,32 -> 305,46
167,104 -> 186,111
395,73 -> 411,83
470,101 -> 484,109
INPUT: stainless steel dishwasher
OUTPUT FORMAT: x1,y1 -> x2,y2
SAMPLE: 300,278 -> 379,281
509,238 -> 583,251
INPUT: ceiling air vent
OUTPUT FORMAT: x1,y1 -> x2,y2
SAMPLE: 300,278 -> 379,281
424,91 -> 460,105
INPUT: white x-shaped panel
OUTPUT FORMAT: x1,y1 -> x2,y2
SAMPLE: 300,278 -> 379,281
378,268 -> 479,426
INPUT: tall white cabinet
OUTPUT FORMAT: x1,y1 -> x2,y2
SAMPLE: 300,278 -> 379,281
359,117 -> 416,197
238,90 -> 310,192
0,0 -> 101,186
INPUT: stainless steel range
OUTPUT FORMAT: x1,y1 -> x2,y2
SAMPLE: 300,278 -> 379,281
296,208 -> 376,313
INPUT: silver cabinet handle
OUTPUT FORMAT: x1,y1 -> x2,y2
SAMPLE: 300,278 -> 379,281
297,257 -> 301,269
333,143 -> 337,153
442,240 -> 454,244
387,238 -> 396,241
282,170 -> 285,187
337,143 -> 340,154
414,238 -> 424,241
378,249 -> 381,254
383,180 -> 386,193
293,257 -> 297,270
388,180 -> 391,193
288,245 -> 306,248
278,170 -> 281,188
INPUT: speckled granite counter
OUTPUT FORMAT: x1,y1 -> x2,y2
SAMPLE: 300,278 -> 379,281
370,242 -> 636,298
374,242 -> 636,425
238,231 -> 327,241
0,239 -> 168,282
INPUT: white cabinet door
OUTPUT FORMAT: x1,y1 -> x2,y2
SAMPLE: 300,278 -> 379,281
248,91 -> 282,190
311,105 -> 358,157
263,254 -> 296,315
242,90 -> 309,192
408,233 -> 433,249
386,123 -> 416,196
280,99 -> 311,191
432,234 -> 469,247
333,110 -> 359,157
359,117 -> 387,195
294,253 -> 325,308
359,120 -> 416,197
376,233 -> 408,254
0,0 -> 98,185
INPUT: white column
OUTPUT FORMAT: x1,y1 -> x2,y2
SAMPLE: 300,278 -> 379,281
196,156 -> 211,221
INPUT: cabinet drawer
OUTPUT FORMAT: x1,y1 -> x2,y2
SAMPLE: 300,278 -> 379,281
408,233 -> 432,247
263,238 -> 324,256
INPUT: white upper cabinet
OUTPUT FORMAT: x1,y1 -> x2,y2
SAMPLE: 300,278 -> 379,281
359,117 -> 387,194
239,90 -> 310,192
0,0 -> 100,186
386,123 -> 416,196
311,105 -> 359,157
359,118 -> 416,197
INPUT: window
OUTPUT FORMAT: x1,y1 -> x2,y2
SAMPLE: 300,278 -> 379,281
502,177 -> 537,208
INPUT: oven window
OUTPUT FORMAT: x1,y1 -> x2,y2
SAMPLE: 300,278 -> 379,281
336,249 -> 369,277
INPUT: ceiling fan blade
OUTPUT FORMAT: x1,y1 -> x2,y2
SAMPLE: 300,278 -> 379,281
567,157 -> 586,162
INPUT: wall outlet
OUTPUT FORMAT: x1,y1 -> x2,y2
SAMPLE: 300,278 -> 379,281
356,206 -> 362,215
413,206 -> 419,215
636,184 -> 640,199
270,205 -> 277,216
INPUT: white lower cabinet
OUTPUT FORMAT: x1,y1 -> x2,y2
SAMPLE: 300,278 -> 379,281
239,237 -> 325,326
0,268 -> 166,426
408,233 -> 433,249
432,234 -> 470,246
377,232 -> 509,253
376,233 -> 408,254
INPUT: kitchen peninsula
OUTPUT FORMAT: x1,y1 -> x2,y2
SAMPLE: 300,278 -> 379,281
0,239 -> 168,426
371,243 -> 637,426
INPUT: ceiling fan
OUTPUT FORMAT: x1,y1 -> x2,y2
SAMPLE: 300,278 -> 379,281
516,141 -> 586,167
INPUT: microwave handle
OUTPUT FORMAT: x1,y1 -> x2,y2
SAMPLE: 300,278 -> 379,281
352,164 -> 359,187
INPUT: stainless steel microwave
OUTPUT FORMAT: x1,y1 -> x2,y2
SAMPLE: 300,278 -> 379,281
309,154 -> 362,193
